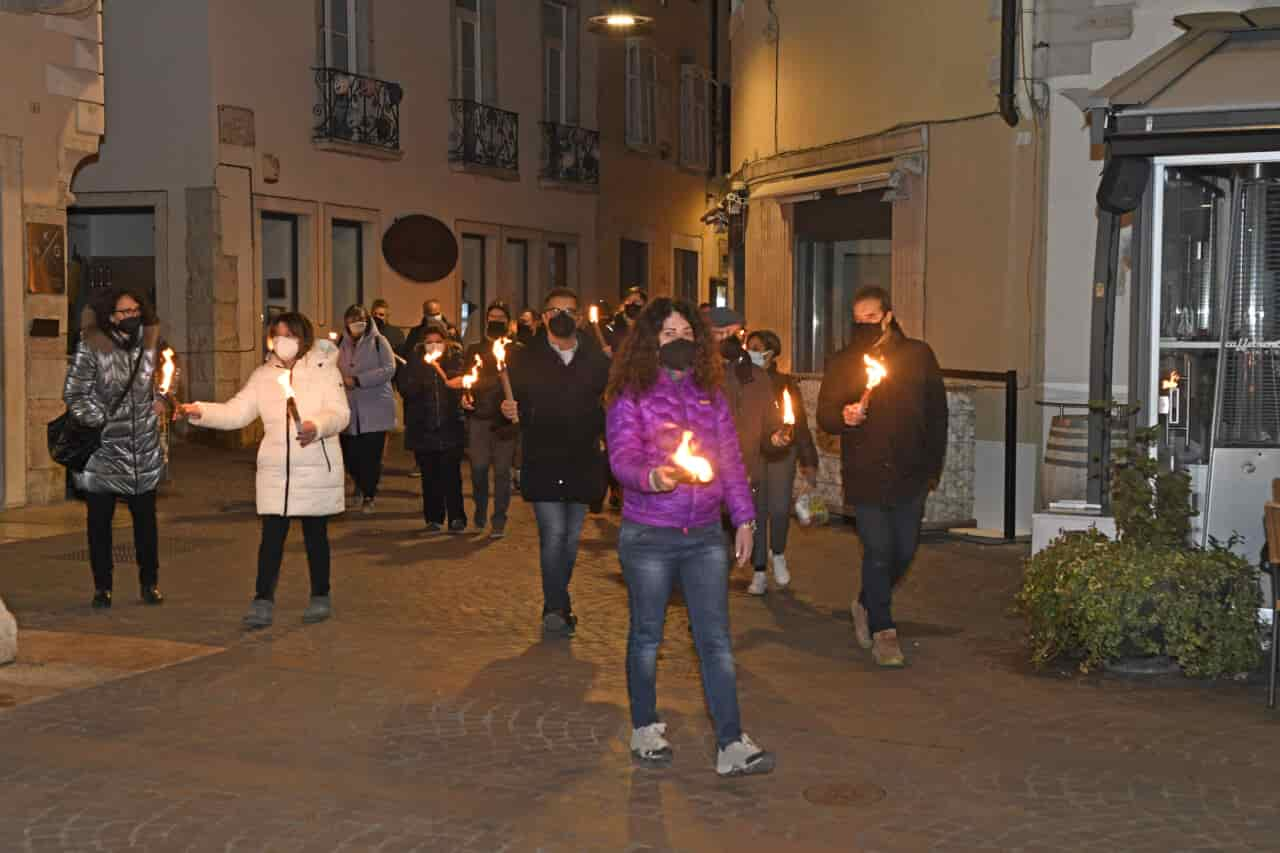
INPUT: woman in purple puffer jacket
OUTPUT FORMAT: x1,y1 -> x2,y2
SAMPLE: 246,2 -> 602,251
606,297 -> 774,778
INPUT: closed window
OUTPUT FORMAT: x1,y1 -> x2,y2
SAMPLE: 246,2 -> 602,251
455,0 -> 482,101
680,65 -> 713,172
625,39 -> 657,147
322,0 -> 372,73
544,2 -> 566,122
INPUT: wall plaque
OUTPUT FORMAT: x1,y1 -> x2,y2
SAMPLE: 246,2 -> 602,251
26,222 -> 66,294
218,105 -> 256,147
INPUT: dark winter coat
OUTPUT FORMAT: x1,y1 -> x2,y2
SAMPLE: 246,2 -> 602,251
508,333 -> 611,505
767,368 -> 820,470
62,307 -> 164,496
722,359 -> 786,485
463,338 -> 522,439
399,344 -> 466,453
816,327 -> 948,506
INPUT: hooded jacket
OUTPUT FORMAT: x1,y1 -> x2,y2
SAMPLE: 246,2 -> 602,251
607,370 -> 755,530
62,306 -> 164,496
194,346 -> 350,517
338,329 -> 397,435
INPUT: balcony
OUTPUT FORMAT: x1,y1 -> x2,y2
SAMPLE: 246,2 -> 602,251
313,68 -> 403,159
449,99 -> 519,179
539,122 -> 600,190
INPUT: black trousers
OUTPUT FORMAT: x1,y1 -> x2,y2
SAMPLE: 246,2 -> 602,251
415,448 -> 465,525
340,431 -> 387,499
255,515 -> 331,602
86,490 -> 159,592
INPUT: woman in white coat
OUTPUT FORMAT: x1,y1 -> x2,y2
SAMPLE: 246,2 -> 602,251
179,312 -> 350,628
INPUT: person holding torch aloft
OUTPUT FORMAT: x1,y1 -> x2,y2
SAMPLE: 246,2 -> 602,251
817,286 -> 947,668
606,298 -> 774,778
178,312 -> 349,629
462,301 -> 522,538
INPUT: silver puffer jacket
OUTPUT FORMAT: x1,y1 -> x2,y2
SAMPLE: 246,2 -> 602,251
62,307 -> 163,496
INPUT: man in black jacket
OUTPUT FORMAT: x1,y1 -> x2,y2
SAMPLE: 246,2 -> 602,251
817,286 -> 947,668
504,288 -> 611,637
462,301 -> 521,538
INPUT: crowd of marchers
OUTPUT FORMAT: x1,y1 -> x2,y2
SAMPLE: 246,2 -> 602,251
57,279 -> 946,779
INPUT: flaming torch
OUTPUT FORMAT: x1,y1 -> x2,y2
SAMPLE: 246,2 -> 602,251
672,430 -> 714,484
780,387 -> 796,444
158,348 -> 178,464
858,354 -> 888,409
423,348 -> 448,382
588,304 -> 609,351
461,354 -> 482,407
277,371 -> 304,436
492,337 -> 518,423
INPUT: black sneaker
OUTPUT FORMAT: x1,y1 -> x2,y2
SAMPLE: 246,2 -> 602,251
423,522 -> 444,535
140,585 -> 164,605
542,609 -> 577,637
448,518 -> 467,535
474,513 -> 487,530
490,519 -> 507,540
92,589 -> 112,609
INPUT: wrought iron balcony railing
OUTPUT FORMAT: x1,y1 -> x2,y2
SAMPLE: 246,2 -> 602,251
540,122 -> 600,186
449,99 -> 519,173
313,68 -> 402,152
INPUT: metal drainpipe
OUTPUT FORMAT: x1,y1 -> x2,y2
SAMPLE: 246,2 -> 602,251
999,0 -> 1021,126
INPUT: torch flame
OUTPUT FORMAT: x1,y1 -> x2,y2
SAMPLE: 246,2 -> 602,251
492,337 -> 510,370
461,354 -> 482,391
328,331 -> 339,342
159,348 -> 176,395
1161,370 -> 1181,392
782,388 -> 795,426
672,430 -> 714,484
863,354 -> 887,392
424,349 -> 441,365
276,371 -> 296,400
589,305 -> 599,324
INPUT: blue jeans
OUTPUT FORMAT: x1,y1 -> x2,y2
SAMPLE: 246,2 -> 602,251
532,501 -> 588,614
854,490 -> 927,634
619,521 -> 742,749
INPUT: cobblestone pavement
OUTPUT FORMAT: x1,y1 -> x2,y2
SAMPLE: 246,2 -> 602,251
2,444 -> 1279,852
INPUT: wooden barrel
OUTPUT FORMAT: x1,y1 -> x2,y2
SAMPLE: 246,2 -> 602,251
1040,415 -> 1129,507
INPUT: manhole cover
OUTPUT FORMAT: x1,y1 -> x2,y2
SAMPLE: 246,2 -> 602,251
803,782 -> 886,807
51,537 -> 228,565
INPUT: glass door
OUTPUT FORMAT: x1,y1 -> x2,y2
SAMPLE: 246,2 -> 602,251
262,212 -> 300,328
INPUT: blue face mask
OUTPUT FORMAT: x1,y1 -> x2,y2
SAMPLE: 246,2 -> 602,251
748,350 -> 772,369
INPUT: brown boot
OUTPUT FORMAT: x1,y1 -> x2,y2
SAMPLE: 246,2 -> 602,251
872,629 -> 906,668
851,601 -> 872,650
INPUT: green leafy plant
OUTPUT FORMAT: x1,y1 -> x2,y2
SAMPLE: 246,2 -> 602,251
1019,426 -> 1260,676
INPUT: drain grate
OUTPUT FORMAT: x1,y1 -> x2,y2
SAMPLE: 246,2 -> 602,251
51,537 -> 227,565
803,782 -> 887,808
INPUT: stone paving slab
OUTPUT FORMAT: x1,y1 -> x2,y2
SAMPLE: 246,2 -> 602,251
0,446 -> 1278,851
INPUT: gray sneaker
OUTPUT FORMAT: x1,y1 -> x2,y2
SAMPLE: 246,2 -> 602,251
302,595 -> 332,624
716,733 -> 775,777
242,598 -> 274,630
630,722 -> 673,766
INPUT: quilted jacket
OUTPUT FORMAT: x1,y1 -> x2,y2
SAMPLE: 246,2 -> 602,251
606,369 -> 755,530
338,329 -> 397,435
62,307 -> 163,496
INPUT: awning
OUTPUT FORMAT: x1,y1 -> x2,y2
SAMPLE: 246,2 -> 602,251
1087,7 -> 1280,155
748,161 -> 894,203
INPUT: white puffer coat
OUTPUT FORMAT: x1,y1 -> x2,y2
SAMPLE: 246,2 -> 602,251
194,346 -> 350,517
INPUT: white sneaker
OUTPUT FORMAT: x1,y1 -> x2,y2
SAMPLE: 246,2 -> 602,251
771,554 -> 791,588
747,571 -> 768,596
630,722 -> 673,765
716,733 -> 775,777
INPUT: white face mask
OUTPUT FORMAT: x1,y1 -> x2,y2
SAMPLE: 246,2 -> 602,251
348,321 -> 368,336
426,342 -> 445,356
273,336 -> 300,362
748,350 -> 772,368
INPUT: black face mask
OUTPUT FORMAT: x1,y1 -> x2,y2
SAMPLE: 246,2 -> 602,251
373,316 -> 387,330
851,321 -> 883,352
624,303 -> 643,319
659,338 -> 697,372
114,316 -> 143,337
486,320 -> 508,339
547,313 -> 577,339
719,336 -> 744,362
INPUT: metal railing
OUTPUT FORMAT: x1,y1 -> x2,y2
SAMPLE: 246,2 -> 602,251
313,67 -> 402,152
449,99 -> 519,172
539,121 -> 600,185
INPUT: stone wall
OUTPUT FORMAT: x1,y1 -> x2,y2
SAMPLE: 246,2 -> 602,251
795,376 -> 976,526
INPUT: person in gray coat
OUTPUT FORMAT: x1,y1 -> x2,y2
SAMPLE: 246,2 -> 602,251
62,286 -> 166,609
337,304 -> 397,514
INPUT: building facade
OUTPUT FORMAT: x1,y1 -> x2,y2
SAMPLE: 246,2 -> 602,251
0,1 -> 106,508
727,0 -> 1044,530
72,0 -> 605,438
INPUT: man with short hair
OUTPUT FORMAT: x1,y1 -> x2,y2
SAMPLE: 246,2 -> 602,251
607,286 -> 648,352
403,298 -> 454,357
370,299 -> 406,353
817,286 -> 947,668
503,288 -> 610,636
462,302 -> 521,538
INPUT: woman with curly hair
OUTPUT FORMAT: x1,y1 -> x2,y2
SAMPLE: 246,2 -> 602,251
605,297 -> 774,778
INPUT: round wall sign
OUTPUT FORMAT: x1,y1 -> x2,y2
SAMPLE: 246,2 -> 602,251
382,215 -> 459,283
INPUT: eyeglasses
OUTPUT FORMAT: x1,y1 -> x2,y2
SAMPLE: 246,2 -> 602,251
545,307 -> 579,319
112,308 -> 141,319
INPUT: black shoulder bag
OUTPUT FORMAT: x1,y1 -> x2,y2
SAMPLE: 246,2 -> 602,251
47,346 -> 145,472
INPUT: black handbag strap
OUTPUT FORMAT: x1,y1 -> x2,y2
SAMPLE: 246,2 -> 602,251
106,345 -> 146,419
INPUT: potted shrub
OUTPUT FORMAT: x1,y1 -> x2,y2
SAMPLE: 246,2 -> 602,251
1018,428 -> 1261,677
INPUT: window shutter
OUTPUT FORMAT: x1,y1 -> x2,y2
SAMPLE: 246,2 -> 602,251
565,4 -> 579,125
316,0 -> 326,66
625,41 -> 639,144
481,0 -> 498,105
357,0 -> 373,74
